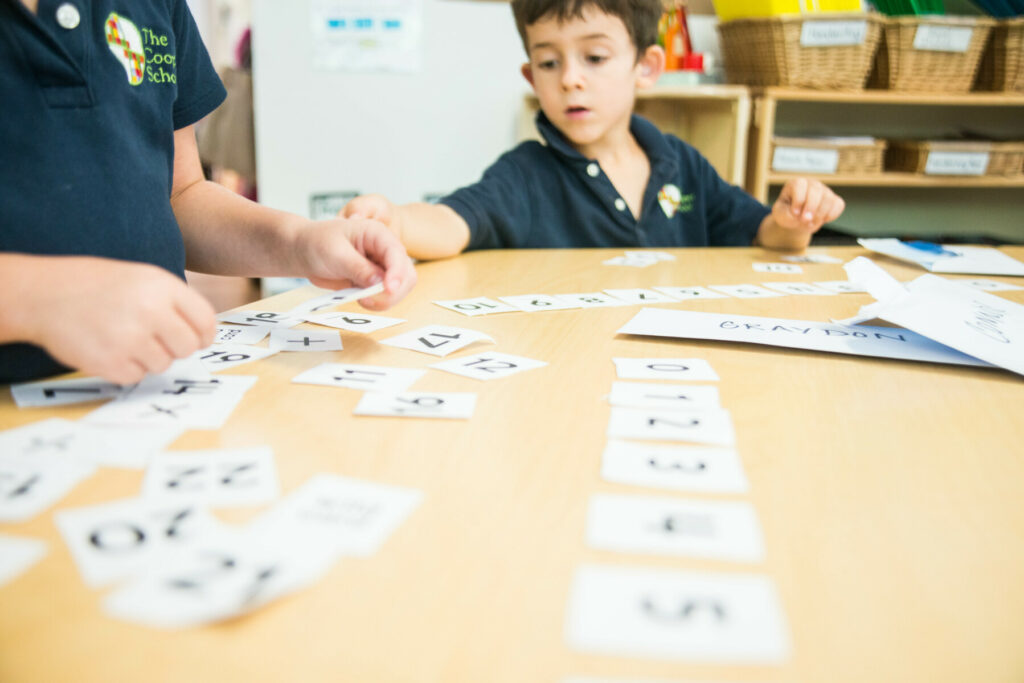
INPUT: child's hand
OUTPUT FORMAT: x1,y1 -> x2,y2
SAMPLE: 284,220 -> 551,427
293,217 -> 416,310
28,257 -> 216,385
772,178 -> 845,234
341,194 -> 396,229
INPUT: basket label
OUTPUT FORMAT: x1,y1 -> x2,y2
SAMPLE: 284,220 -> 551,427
772,147 -> 839,174
924,151 -> 989,176
913,25 -> 973,53
800,20 -> 868,47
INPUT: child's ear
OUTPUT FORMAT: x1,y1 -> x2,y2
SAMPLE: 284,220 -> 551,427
521,62 -> 535,87
636,45 -> 665,88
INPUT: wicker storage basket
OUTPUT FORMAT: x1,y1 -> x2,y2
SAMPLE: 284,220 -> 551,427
886,140 -> 1024,176
771,136 -> 887,174
718,12 -> 884,89
868,16 -> 995,92
974,18 -> 1024,93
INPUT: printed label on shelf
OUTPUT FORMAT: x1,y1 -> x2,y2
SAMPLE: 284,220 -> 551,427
913,25 -> 973,53
771,147 -> 839,174
800,20 -> 868,47
924,151 -> 989,176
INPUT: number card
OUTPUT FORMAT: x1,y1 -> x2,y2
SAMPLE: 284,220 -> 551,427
430,352 -> 547,381
625,250 -> 676,262
608,381 -> 720,411
292,362 -> 425,393
214,324 -> 272,345
612,358 -> 719,382
603,254 -> 658,268
498,294 -> 581,312
585,494 -> 764,563
84,375 -> 258,430
565,564 -> 791,663
354,392 -> 476,419
0,454 -> 95,522
55,498 -> 221,587
604,288 -> 679,305
269,328 -> 343,352
962,279 -> 1024,292
814,280 -> 867,294
752,262 -> 803,274
708,284 -> 784,298
555,292 -> 630,308
433,297 -> 520,317
287,283 -> 386,315
601,440 -> 749,494
653,286 -> 728,301
141,447 -> 280,507
0,417 -> 182,469
304,310 -> 405,332
380,325 -> 494,357
761,282 -> 836,296
218,310 -> 306,328
192,344 -> 279,372
607,408 -> 735,447
10,376 -> 122,408
104,528 -> 319,629
0,534 -> 47,588
251,474 -> 423,560
783,253 -> 843,264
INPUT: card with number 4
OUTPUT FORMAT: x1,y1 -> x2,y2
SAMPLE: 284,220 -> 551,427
354,392 -> 476,419
430,352 -> 547,381
381,325 -> 494,357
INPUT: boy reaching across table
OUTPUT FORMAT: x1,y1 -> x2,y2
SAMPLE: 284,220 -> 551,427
343,0 -> 845,261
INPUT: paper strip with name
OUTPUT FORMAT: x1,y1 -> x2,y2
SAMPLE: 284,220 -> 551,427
617,308 -> 989,368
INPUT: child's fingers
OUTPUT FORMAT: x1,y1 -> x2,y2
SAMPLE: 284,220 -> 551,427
800,182 -> 825,223
784,178 -> 809,217
175,288 -> 218,348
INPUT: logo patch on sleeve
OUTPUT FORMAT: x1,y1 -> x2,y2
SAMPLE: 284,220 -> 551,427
104,13 -> 146,86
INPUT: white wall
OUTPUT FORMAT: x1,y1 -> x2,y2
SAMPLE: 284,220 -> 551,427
251,0 -> 531,217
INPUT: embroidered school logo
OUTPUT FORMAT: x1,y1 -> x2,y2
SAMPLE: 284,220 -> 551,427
105,13 -> 146,85
658,184 -> 682,218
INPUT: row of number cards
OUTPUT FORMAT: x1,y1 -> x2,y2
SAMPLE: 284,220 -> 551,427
563,357 -> 790,667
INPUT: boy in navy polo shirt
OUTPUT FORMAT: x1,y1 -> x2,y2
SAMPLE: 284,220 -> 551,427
0,0 -> 416,385
342,0 -> 845,260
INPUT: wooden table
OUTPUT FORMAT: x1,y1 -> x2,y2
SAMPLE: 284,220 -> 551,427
2,246 -> 1023,683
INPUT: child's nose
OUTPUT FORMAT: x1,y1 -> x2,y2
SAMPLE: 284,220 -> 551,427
560,62 -> 584,90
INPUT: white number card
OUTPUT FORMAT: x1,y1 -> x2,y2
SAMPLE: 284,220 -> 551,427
608,381 -> 720,412
653,286 -> 728,300
0,534 -> 47,588
141,447 -> 280,507
10,376 -> 122,408
214,323 -> 271,345
499,294 -> 581,312
708,284 -> 785,299
0,454 -> 94,523
433,297 -> 520,317
607,407 -> 735,447
292,362 -> 425,393
0,417 -> 181,469
217,310 -> 305,328
814,280 -> 867,293
752,262 -> 803,274
304,310 -> 405,332
601,440 -> 749,494
555,292 -> 631,308
84,375 -> 257,430
192,344 -> 279,372
761,282 -> 835,296
565,564 -> 790,663
353,392 -> 477,419
287,284 -> 385,315
604,288 -> 679,305
269,328 -> 343,352
430,352 -> 547,381
381,325 -> 494,357
612,358 -> 719,382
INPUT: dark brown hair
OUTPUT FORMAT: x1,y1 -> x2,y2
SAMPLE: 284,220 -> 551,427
511,0 -> 664,59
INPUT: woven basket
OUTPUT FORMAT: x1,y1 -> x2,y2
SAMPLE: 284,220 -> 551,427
886,140 -> 1024,176
974,18 -> 1024,93
868,16 -> 995,92
771,136 -> 886,174
718,12 -> 884,89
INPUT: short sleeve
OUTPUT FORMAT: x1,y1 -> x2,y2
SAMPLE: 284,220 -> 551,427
170,0 -> 226,129
440,149 -> 535,251
698,153 -> 769,247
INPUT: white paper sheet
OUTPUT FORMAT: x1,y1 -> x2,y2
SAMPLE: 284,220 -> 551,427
858,238 -> 1024,276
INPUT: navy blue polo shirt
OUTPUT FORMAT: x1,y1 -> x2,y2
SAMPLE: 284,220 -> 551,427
0,0 -> 226,383
442,111 -> 770,251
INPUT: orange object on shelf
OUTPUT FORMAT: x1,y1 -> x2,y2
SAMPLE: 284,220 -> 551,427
660,3 -> 693,71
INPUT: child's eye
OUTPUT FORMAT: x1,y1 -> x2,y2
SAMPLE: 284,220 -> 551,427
537,59 -> 558,70
586,55 -> 608,65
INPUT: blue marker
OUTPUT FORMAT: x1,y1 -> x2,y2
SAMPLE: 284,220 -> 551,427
904,240 -> 960,258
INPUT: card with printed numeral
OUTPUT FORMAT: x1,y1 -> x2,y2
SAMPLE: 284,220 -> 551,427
10,376 -> 123,408
752,262 -> 802,274
269,328 -> 343,352
498,294 -> 580,312
554,293 -> 630,308
0,417 -> 181,469
287,283 -> 385,315
304,310 -> 405,333
761,282 -> 835,296
214,324 -> 272,345
217,310 -> 306,328
292,362 -> 425,393
84,375 -> 257,430
0,534 -> 48,588
604,288 -> 679,305
0,452 -> 95,523
607,407 -> 735,446
707,284 -> 784,299
430,352 -> 547,381
653,286 -> 728,301
612,358 -> 719,382
608,381 -> 720,412
354,392 -> 477,419
380,325 -> 494,357
433,297 -> 520,317
601,440 -> 748,494
141,447 -> 280,507
191,344 -> 279,371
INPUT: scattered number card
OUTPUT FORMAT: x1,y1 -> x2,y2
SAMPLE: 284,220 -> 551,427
0,417 -> 181,469
603,256 -> 656,268
192,344 -> 279,371
251,474 -> 423,560
354,392 -> 476,419
608,381 -> 720,412
0,454 -> 95,522
217,310 -> 306,328
430,352 -> 547,381
214,324 -> 272,345
653,286 -> 728,301
433,297 -> 520,317
288,283 -> 386,315
962,279 -> 1024,292
613,358 -> 719,382
783,253 -> 843,264
607,407 -> 735,447
0,534 -> 47,588
380,325 -> 494,357
604,288 -> 679,305
601,440 -> 749,494
761,282 -> 836,296
753,262 -> 802,274
625,250 -> 676,262
84,375 -> 258,430
141,447 -> 280,507
708,284 -> 784,298
10,376 -> 122,408
55,498 -> 221,587
585,494 -> 764,563
814,280 -> 866,294
292,363 -> 425,393
269,328 -> 343,352
555,293 -> 630,308
565,564 -> 791,663
304,310 -> 405,332
498,294 -> 581,312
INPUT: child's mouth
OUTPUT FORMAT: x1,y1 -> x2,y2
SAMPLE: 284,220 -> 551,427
566,106 -> 589,120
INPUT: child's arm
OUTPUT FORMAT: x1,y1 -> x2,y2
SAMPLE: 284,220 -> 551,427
756,178 -> 846,251
341,195 -> 471,262
169,125 -> 417,309
0,253 -> 216,385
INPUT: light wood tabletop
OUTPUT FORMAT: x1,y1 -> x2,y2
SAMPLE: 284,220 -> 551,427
2,246 -> 1023,683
